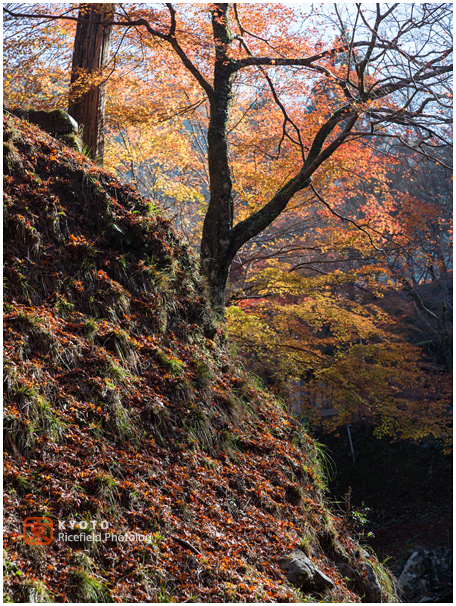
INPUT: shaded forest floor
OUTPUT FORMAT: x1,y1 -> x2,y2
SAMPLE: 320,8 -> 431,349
319,425 -> 452,569
372,515 -> 452,563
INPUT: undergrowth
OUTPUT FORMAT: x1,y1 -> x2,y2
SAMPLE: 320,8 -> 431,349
3,111 -> 397,603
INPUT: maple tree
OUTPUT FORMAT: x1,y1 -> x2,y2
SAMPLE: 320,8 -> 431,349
2,3 -> 453,597
223,131 -> 452,444
3,2 -> 453,313
3,2 -> 452,442
226,275 -> 452,447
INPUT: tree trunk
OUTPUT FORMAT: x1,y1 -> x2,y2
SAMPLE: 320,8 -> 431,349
199,4 -> 236,316
199,5 -> 359,316
68,3 -> 114,165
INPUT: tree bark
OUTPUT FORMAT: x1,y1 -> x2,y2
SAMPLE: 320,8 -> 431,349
68,3 -> 114,165
200,4 -> 236,314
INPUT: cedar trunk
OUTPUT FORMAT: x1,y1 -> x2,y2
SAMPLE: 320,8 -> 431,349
68,3 -> 114,165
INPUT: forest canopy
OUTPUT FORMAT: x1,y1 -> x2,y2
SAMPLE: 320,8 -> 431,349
3,2 -> 452,446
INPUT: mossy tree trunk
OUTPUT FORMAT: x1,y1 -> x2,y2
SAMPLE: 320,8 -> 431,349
68,3 -> 114,165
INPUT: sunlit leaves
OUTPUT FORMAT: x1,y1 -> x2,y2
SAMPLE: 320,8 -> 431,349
3,112 -> 379,603
227,256 -> 452,449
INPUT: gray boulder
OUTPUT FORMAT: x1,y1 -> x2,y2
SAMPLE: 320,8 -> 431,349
398,547 -> 453,603
398,551 -> 431,602
12,108 -> 78,135
5,107 -> 82,152
279,549 -> 334,590
337,559 -> 383,603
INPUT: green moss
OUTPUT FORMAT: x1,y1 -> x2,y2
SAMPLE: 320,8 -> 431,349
3,140 -> 16,155
69,568 -> 112,602
104,356 -> 131,383
108,399 -> 139,445
20,579 -> 53,603
4,386 -> 66,456
59,133 -> 83,152
48,108 -> 69,122
84,318 -> 98,340
156,350 -> 184,375
4,413 -> 37,458
194,361 -> 214,388
54,294 -> 74,317
361,548 -> 399,602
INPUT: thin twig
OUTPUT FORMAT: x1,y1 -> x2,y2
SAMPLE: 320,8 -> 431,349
170,534 -> 204,556
310,183 -> 386,254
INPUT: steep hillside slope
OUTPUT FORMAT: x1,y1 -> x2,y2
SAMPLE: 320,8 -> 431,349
3,112 -> 396,603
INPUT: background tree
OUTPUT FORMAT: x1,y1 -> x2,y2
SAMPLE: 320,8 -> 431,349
223,130 -> 452,446
68,3 -> 114,164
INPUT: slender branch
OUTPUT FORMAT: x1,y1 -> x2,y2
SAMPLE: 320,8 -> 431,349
4,4 -> 215,100
394,138 -> 453,170
310,184 -> 386,253
235,40 -> 392,70
367,59 -> 453,100
170,535 -> 204,556
230,109 -> 359,253
233,6 -> 306,160
3,6 -> 167,36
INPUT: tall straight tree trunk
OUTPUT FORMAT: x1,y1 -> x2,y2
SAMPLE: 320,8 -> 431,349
69,3 -> 114,165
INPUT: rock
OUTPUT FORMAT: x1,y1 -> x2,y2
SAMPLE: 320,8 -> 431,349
398,547 -> 453,603
398,552 -> 430,602
337,560 -> 383,603
400,551 -> 425,579
59,132 -> 84,153
6,107 -> 83,152
360,560 -> 383,603
12,108 -> 78,135
279,549 -> 334,590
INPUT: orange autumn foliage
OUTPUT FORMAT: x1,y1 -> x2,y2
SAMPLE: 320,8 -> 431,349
3,3 -> 452,445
